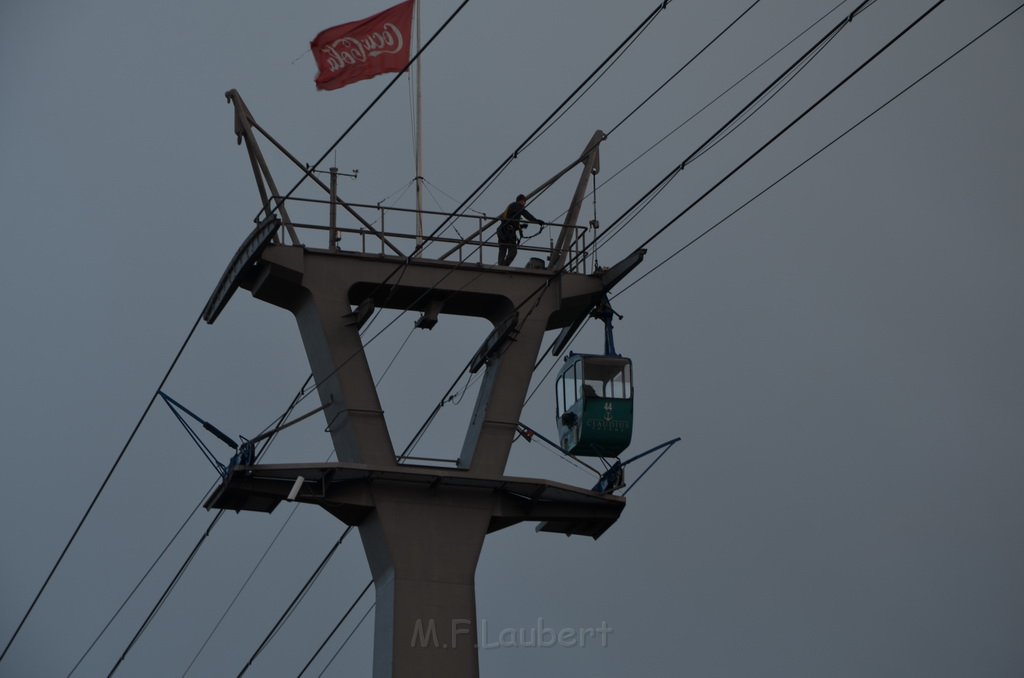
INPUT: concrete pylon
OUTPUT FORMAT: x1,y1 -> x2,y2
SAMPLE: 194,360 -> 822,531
204,241 -> 642,676
200,94 -> 645,676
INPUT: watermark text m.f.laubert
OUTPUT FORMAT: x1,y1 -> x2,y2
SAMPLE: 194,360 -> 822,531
410,617 -> 613,649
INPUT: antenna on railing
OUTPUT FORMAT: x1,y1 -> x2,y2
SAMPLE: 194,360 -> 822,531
316,167 -> 359,250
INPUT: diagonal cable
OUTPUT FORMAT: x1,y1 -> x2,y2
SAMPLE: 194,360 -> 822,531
316,602 -> 376,677
296,581 -> 374,677
80,376 -> 308,675
614,0 -> 1024,300
0,311 -> 203,667
567,0 -> 879,270
236,527 -> 354,677
632,0 -> 948,254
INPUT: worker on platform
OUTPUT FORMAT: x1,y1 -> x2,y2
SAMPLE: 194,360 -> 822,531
496,194 -> 545,266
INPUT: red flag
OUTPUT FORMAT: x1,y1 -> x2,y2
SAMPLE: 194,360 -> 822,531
311,0 -> 415,91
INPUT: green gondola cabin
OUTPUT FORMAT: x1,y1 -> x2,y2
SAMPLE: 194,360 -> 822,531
555,353 -> 634,457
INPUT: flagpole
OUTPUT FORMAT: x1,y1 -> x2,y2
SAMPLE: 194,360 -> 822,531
414,0 -> 424,249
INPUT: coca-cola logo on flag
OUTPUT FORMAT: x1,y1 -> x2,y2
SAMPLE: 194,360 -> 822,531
320,22 -> 405,71
311,0 -> 415,91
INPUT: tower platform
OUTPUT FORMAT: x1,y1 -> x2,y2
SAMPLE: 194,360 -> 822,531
205,461 -> 625,539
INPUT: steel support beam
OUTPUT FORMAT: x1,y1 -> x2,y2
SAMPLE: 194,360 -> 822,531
549,130 -> 604,270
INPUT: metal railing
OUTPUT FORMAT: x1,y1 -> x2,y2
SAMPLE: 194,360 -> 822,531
268,194 -> 596,273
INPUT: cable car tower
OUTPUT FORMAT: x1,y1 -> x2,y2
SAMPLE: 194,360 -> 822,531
203,91 -> 645,678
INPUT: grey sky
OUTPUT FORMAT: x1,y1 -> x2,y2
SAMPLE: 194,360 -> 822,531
1,0 -> 1022,676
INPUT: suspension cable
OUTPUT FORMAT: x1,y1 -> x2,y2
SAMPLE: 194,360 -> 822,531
595,18 -> 846,252
543,0 -> 852,229
566,0 -> 879,271
606,0 -> 765,137
180,506 -> 303,676
0,311 -> 203,667
296,581 -> 373,677
94,377 -> 315,677
236,527 -> 355,677
431,0 -> 766,246
180,451 -> 338,676
518,2 -> 670,156
614,0 -> 1024,301
374,325 -> 417,388
418,0 -> 676,248
316,602 -> 376,677
64,482 -> 215,677
69,374 -> 310,675
107,511 -> 225,677
632,0 -> 946,255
